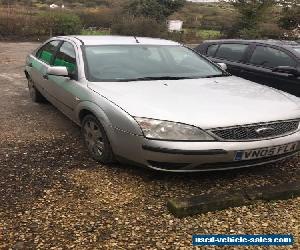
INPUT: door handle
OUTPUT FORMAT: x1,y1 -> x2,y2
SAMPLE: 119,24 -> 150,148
43,74 -> 48,80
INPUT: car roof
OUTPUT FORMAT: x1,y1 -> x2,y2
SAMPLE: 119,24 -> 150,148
204,39 -> 300,46
201,39 -> 300,56
203,39 -> 299,46
56,35 -> 180,46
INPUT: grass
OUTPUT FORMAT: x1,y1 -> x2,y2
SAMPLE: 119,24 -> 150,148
196,29 -> 221,39
184,28 -> 221,39
81,29 -> 111,36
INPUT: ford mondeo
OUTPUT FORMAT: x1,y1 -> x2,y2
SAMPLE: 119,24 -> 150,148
24,36 -> 300,172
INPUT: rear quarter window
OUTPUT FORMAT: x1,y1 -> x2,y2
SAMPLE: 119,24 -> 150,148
36,40 -> 60,64
215,43 -> 248,62
249,46 -> 296,68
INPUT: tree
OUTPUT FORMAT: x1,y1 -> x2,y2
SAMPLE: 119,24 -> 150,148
278,0 -> 300,30
125,0 -> 186,21
227,0 -> 276,38
78,8 -> 114,29
111,16 -> 167,37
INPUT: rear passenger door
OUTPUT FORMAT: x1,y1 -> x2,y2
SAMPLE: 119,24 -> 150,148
242,45 -> 300,96
209,43 -> 250,77
31,40 -> 61,97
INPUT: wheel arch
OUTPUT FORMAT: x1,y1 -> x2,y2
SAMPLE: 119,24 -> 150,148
76,100 -> 143,152
76,102 -> 117,147
77,102 -> 112,127
76,100 -> 142,136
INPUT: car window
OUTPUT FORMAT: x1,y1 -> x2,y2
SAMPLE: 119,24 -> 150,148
207,44 -> 219,57
249,46 -> 296,68
53,41 -> 77,73
84,45 -> 224,82
36,40 -> 60,65
215,44 -> 248,62
146,47 -> 162,62
166,46 -> 191,64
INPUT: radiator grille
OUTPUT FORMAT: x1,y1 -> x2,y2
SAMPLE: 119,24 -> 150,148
210,120 -> 299,141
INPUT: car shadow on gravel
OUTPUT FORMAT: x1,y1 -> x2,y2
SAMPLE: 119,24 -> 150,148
111,156 -> 300,199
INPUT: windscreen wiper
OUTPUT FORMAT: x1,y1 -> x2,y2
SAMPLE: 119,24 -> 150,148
202,73 -> 230,78
117,76 -> 195,82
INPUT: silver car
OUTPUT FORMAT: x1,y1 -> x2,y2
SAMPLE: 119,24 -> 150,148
25,36 -> 300,172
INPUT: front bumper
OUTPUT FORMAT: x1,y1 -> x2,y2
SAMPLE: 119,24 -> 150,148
111,129 -> 300,172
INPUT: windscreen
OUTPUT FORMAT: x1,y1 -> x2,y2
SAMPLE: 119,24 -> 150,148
84,45 -> 224,82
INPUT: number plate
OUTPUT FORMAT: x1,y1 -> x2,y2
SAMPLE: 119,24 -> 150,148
234,142 -> 298,161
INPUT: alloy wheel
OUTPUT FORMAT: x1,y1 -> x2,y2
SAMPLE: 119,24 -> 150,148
83,120 -> 105,158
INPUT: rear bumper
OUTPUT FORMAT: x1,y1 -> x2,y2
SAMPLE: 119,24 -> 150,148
111,129 -> 300,172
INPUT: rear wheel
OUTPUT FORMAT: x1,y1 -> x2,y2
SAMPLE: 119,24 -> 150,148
82,115 -> 114,164
27,78 -> 45,103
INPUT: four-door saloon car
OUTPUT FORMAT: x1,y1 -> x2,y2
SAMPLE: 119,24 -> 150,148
25,36 -> 300,172
195,40 -> 300,96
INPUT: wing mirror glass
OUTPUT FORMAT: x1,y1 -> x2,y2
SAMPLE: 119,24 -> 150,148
217,63 -> 227,71
47,66 -> 69,77
272,66 -> 300,76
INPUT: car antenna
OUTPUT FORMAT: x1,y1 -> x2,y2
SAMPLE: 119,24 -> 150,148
134,36 -> 140,44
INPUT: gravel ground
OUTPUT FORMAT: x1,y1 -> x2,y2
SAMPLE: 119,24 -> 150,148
0,42 -> 299,249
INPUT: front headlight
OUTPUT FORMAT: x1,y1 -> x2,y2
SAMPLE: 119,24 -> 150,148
135,117 -> 215,141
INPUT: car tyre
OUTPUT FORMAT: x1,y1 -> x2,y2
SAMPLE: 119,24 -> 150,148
82,115 -> 114,164
27,77 -> 45,103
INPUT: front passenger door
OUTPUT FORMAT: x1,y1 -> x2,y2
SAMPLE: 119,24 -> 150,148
47,41 -> 80,119
213,43 -> 249,77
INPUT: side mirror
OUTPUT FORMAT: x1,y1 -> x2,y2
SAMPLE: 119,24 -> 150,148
47,66 -> 69,77
217,63 -> 227,71
272,66 -> 300,76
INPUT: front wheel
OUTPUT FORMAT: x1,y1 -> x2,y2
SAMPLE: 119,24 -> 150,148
27,78 -> 45,103
82,115 -> 114,164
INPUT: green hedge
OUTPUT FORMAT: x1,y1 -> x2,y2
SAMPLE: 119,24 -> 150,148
36,11 -> 82,36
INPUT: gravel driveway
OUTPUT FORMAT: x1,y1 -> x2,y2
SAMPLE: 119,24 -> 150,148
0,42 -> 299,249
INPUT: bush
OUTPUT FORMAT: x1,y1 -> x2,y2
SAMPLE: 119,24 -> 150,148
81,28 -> 110,36
78,8 -> 114,29
166,31 -> 185,43
181,30 -> 199,43
0,15 -> 23,36
111,16 -> 167,37
111,16 -> 203,43
125,0 -> 186,22
36,11 -> 82,36
258,22 -> 283,39
0,7 -> 37,37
